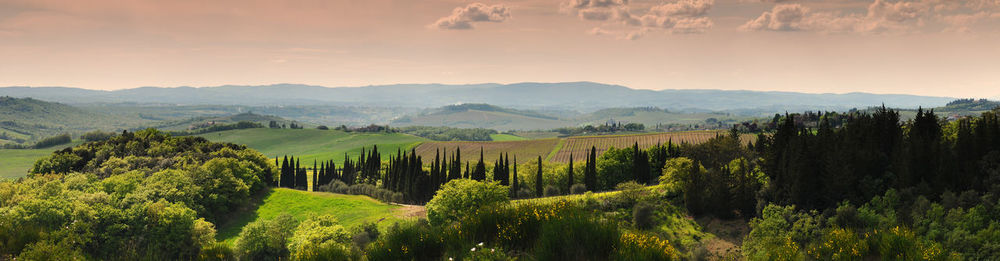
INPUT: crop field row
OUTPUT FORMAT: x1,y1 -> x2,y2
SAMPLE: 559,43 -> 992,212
549,131 -> 755,163
413,138 -> 560,164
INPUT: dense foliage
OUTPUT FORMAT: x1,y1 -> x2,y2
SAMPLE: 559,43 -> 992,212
1,129 -> 275,259
32,133 -> 72,148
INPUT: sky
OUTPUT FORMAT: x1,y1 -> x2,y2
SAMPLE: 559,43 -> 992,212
1,0 -> 998,98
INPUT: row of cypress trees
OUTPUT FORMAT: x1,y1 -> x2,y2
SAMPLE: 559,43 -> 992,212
275,144 -> 650,202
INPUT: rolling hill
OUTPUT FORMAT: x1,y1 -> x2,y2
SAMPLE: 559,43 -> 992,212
392,103 -> 571,131
0,97 -> 154,143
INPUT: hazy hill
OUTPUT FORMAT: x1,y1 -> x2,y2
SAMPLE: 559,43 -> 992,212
0,82 -> 955,112
392,103 -> 571,131
0,97 -> 152,143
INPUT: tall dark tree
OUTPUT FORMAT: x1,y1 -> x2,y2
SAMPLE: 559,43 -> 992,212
536,156 -> 543,197
585,146 -> 597,191
281,155 -> 291,188
472,147 -> 486,181
511,156 -> 519,197
567,154 -> 574,194
313,160 -> 318,190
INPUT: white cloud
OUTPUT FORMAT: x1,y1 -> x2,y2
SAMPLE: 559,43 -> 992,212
564,0 -> 714,37
742,0 -> 1000,33
431,3 -> 511,30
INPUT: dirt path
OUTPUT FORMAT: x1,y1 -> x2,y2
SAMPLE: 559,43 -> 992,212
392,203 -> 427,218
697,217 -> 749,260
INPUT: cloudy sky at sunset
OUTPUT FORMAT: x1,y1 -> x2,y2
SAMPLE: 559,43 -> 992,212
1,0 -> 998,97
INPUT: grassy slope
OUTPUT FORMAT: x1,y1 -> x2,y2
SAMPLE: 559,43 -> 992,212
217,188 -> 403,244
195,128 -> 427,165
0,141 -> 83,179
489,133 -> 527,141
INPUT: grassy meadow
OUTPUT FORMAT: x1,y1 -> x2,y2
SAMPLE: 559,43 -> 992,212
216,188 -> 409,244
0,142 -> 82,179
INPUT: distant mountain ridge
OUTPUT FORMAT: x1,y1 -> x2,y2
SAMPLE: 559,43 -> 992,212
0,82 -> 955,112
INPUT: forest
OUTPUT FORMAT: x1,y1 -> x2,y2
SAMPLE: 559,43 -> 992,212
3,106 -> 1000,260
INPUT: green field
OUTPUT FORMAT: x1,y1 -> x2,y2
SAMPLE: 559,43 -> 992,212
216,188 -> 408,244
489,133 -> 527,141
0,142 -> 82,179
195,128 -> 427,165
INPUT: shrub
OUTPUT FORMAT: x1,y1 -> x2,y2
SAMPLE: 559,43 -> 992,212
351,222 -> 380,249
543,185 -> 560,197
234,214 -> 298,260
806,228 -> 867,261
615,232 -> 680,261
287,215 -> 352,261
517,188 -> 533,198
366,221 -> 445,261
612,181 -> 646,207
570,184 -> 587,194
632,202 -> 657,230
199,242 -> 236,261
534,214 -> 619,261
426,179 -> 509,225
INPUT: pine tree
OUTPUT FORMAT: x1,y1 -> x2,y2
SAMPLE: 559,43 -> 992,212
536,156 -> 543,197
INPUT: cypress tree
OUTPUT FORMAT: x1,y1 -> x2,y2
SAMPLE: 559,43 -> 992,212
281,155 -> 290,188
511,156 -> 519,197
567,154 -> 574,194
585,146 -> 597,191
313,160 -> 318,190
536,156 -> 543,197
473,147 -> 486,181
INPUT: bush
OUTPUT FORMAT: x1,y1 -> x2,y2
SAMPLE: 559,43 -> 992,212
199,242 -> 236,261
351,222 -> 380,249
613,181 -> 647,207
806,228 -> 867,261
615,232 -> 680,261
632,202 -> 656,230
426,179 -> 509,225
517,188 -> 533,198
570,184 -> 587,195
544,185 -> 560,197
366,221 -> 445,261
234,214 -> 298,260
317,181 -> 404,203
534,214 -> 619,261
287,215 -> 352,261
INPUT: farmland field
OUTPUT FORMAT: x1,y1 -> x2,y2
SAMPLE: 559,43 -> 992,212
549,131 -> 755,163
413,138 -> 560,164
489,133 -> 527,141
195,128 -> 427,165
